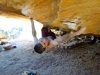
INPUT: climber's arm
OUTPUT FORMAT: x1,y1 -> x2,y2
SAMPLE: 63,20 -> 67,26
30,18 -> 38,45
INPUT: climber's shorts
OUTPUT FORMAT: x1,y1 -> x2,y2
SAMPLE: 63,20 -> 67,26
41,27 -> 56,39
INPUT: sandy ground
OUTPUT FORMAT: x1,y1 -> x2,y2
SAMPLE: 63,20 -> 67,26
0,39 -> 100,75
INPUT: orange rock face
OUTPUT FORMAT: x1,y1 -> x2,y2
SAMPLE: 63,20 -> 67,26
0,0 -> 100,35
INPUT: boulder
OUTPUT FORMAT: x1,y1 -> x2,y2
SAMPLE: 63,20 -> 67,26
0,0 -> 100,35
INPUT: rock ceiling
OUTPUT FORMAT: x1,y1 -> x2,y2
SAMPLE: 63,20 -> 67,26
0,0 -> 100,35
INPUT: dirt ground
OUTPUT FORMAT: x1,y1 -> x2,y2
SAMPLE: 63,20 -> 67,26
0,39 -> 100,75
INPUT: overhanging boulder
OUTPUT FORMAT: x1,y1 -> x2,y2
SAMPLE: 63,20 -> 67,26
0,0 -> 100,35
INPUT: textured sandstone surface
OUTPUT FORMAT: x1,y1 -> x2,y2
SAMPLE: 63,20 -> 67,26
0,0 -> 100,35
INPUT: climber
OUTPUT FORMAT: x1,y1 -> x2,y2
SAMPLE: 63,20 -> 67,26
30,18 -> 86,54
